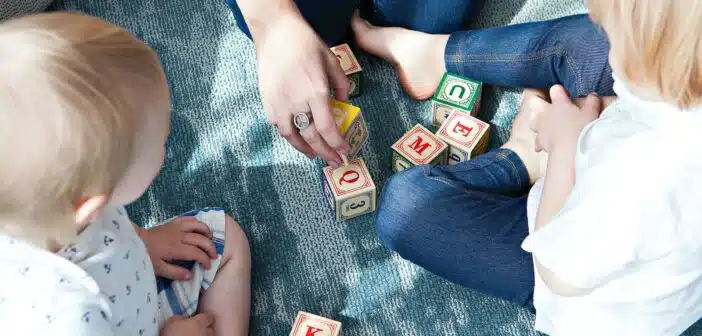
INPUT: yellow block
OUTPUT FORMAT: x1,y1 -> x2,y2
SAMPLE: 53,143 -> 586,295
331,99 -> 361,135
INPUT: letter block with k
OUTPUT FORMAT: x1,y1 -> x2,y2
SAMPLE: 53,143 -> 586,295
431,72 -> 483,127
289,311 -> 342,336
391,124 -> 448,173
436,111 -> 490,165
322,158 -> 377,222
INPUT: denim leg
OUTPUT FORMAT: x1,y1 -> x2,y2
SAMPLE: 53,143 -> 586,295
446,14 -> 614,97
376,149 -> 535,310
225,0 -> 359,46
368,0 -> 486,34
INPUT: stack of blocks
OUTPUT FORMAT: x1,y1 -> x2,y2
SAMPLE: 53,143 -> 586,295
393,72 -> 490,172
330,43 -> 362,97
290,311 -> 341,336
322,99 -> 375,222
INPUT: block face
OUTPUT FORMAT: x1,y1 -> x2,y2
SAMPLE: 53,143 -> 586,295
330,43 -> 362,75
431,101 -> 454,127
392,150 -> 413,173
447,146 -> 469,165
348,72 -> 361,97
344,113 -> 368,161
331,99 -> 361,135
290,312 -> 341,336
432,72 -> 482,112
436,111 -> 490,152
391,124 -> 447,166
323,159 -> 376,221
322,176 -> 337,217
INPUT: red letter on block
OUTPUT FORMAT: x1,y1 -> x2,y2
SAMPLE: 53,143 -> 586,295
408,136 -> 431,155
452,121 -> 473,137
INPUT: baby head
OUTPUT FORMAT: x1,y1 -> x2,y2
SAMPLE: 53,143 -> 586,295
0,12 -> 170,249
588,0 -> 702,109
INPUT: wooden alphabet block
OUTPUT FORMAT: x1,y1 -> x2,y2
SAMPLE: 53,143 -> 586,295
331,99 -> 368,161
322,158 -> 376,222
436,111 -> 490,165
391,124 -> 448,172
331,43 -> 362,97
431,72 -> 483,127
290,311 -> 342,336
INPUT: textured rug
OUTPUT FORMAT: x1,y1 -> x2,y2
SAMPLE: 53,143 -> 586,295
47,0 -> 702,334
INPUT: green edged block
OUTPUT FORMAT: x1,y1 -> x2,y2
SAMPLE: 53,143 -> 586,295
431,72 -> 483,127
349,72 -> 361,97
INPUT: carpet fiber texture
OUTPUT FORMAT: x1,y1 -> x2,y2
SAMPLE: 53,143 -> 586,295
48,0 -> 702,334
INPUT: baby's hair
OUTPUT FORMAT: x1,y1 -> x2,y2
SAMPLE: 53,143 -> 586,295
588,0 -> 702,108
0,12 -> 167,248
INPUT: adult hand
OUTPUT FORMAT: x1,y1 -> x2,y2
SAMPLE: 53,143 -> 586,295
249,6 -> 351,167
160,314 -> 215,336
532,85 -> 602,153
137,217 -> 217,281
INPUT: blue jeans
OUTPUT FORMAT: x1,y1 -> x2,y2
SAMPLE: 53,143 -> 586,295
376,149 -> 535,311
225,0 -> 613,97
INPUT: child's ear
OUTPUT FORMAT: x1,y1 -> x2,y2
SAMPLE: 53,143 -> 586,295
74,194 -> 109,225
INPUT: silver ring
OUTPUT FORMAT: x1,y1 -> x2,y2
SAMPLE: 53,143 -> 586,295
294,112 -> 313,131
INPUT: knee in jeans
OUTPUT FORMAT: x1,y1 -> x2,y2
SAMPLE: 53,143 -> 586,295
222,215 -> 251,268
376,166 -> 430,252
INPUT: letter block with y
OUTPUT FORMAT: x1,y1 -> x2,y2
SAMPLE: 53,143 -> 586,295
391,124 -> 448,172
330,43 -> 363,97
322,158 -> 376,222
290,311 -> 342,336
436,111 -> 490,165
431,72 -> 483,127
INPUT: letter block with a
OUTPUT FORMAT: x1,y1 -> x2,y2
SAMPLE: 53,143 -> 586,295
331,99 -> 368,161
391,124 -> 448,172
322,158 -> 376,222
290,311 -> 341,336
431,72 -> 483,127
436,111 -> 490,165
330,43 -> 362,97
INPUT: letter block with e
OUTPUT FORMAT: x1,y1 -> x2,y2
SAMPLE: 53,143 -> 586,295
322,158 -> 376,222
431,72 -> 483,127
391,124 -> 448,172
330,43 -> 363,97
289,311 -> 342,336
436,111 -> 490,165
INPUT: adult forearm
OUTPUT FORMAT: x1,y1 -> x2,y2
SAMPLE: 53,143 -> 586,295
235,0 -> 299,37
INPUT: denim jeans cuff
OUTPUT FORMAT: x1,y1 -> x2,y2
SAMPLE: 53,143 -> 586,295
493,148 -> 531,189
444,31 -> 472,74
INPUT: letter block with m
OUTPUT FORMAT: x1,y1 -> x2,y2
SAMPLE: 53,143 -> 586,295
391,124 -> 448,173
289,311 -> 342,336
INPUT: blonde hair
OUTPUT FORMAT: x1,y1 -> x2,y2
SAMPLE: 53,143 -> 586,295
588,0 -> 702,109
0,12 -> 167,248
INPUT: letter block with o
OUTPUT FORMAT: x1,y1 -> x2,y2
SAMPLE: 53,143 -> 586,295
322,158 -> 377,222
390,124 -> 448,173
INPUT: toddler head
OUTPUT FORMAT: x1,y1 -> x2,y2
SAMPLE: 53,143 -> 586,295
0,12 -> 170,249
588,0 -> 702,108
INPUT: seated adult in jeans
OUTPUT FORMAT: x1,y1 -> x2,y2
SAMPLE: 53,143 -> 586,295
227,0 -> 613,166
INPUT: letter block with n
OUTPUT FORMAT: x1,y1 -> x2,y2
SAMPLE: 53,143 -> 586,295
322,158 -> 377,222
431,72 -> 483,127
436,111 -> 490,165
289,311 -> 342,336
390,124 -> 448,173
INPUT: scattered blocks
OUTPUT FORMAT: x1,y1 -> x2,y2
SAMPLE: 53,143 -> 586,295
436,111 -> 490,165
331,99 -> 368,161
322,158 -> 377,221
391,124 -> 448,172
331,43 -> 363,97
290,311 -> 342,336
431,72 -> 483,127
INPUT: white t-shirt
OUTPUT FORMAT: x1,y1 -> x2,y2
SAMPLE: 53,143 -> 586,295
0,206 -> 160,336
522,75 -> 702,335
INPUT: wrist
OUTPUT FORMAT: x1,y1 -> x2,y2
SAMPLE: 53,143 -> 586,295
238,0 -> 300,40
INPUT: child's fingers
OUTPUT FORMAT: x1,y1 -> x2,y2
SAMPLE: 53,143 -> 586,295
182,232 -> 218,259
155,260 -> 191,281
175,245 -> 212,269
582,93 -> 602,115
192,312 -> 215,328
178,217 -> 212,238
549,85 -> 572,104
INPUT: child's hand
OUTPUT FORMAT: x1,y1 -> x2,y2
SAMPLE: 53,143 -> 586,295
137,217 -> 217,281
532,85 -> 602,153
160,314 -> 215,336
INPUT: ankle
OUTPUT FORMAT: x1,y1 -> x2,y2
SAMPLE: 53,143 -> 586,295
501,138 -> 544,184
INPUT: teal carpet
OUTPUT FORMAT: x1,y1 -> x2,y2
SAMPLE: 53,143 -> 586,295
47,0 -> 702,334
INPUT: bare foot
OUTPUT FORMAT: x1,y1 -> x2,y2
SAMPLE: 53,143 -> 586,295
351,11 -> 448,100
502,89 -> 550,184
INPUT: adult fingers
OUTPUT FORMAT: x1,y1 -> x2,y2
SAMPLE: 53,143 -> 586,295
182,232 -> 217,260
276,112 -> 316,159
324,50 -> 351,102
300,124 -> 342,168
155,260 -> 191,281
308,95 -> 350,155
192,313 -> 215,328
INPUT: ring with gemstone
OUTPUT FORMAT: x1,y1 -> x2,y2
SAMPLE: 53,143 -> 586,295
294,112 -> 313,131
